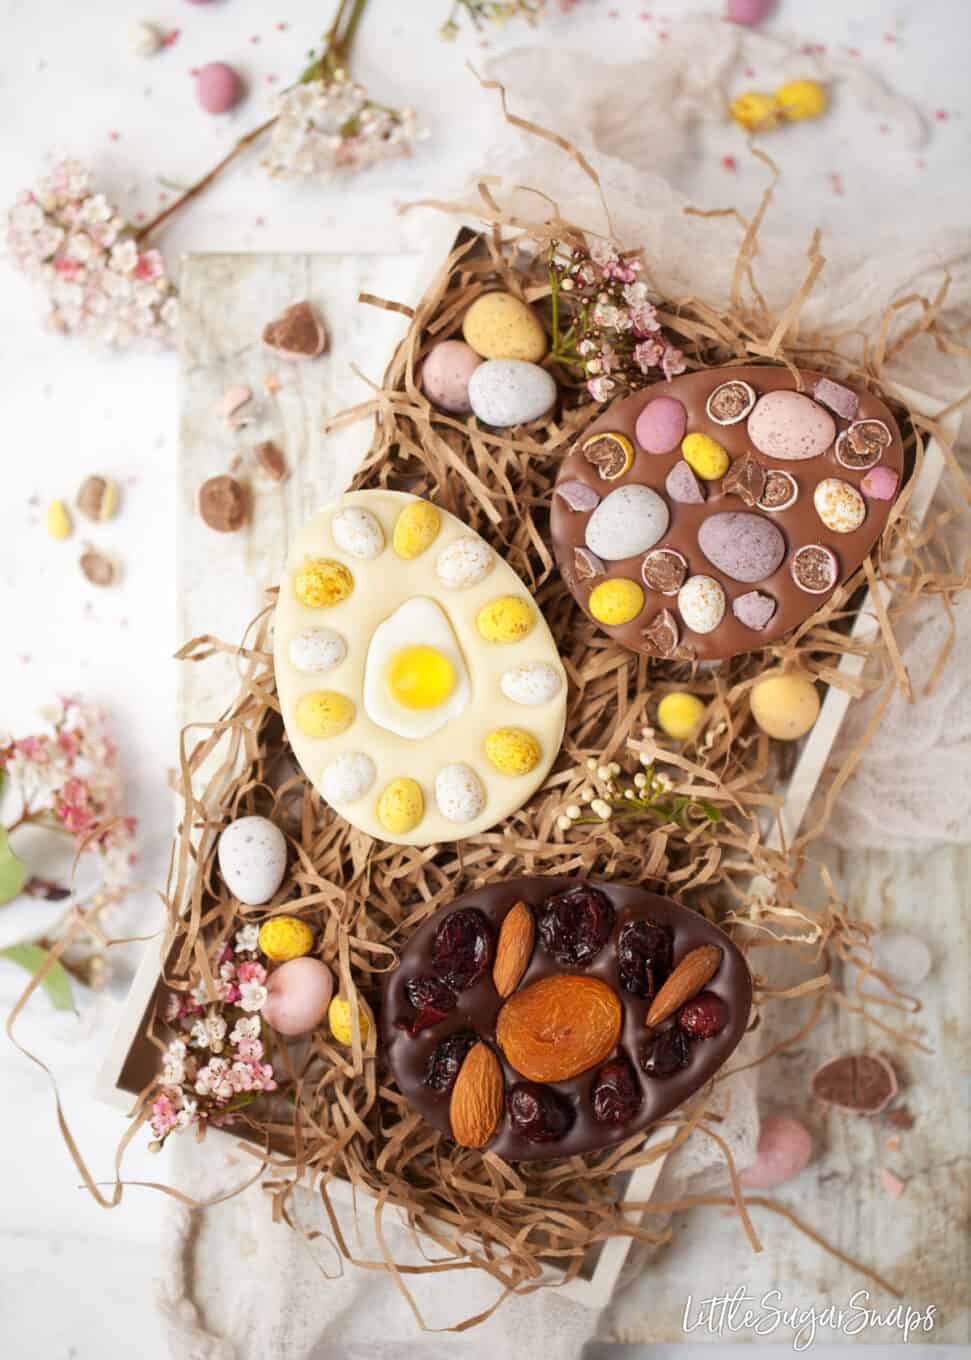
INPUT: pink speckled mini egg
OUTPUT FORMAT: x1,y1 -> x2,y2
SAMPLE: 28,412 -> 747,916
725,0 -> 776,25
196,62 -> 244,114
635,396 -> 686,454
739,1114 -> 813,1189
420,339 -> 482,414
747,390 -> 836,461
262,957 -> 333,1036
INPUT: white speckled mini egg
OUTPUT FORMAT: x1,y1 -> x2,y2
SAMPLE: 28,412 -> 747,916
813,478 -> 866,534
319,751 -> 376,806
677,575 -> 726,635
331,506 -> 385,559
585,484 -> 670,561
435,763 -> 486,823
436,535 -> 494,589
287,626 -> 347,674
217,815 -> 287,906
467,358 -> 557,428
500,661 -> 563,707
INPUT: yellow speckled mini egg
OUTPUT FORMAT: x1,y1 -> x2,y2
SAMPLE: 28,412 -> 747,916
776,78 -> 827,122
588,577 -> 644,626
295,690 -> 355,738
730,91 -> 781,132
462,292 -> 547,362
657,692 -> 706,741
377,777 -> 424,833
484,727 -> 541,775
294,557 -> 353,608
328,994 -> 371,1046
682,432 -> 731,481
750,670 -> 820,741
258,915 -> 314,962
477,594 -> 534,642
393,501 -> 441,559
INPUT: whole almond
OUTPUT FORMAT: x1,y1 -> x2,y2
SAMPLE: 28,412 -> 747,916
449,1041 -> 504,1149
492,900 -> 535,998
645,944 -> 723,1029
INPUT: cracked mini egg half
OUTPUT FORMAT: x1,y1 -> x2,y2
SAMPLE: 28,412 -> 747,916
273,491 -> 568,846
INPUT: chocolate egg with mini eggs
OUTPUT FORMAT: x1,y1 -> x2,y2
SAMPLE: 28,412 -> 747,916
551,367 -> 904,661
274,491 -> 567,845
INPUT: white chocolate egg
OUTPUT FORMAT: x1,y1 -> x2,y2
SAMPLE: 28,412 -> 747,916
287,627 -> 347,674
331,506 -> 385,559
435,764 -> 486,823
217,815 -> 287,906
319,752 -> 376,805
677,575 -> 726,635
585,485 -> 670,561
500,661 -> 563,707
436,535 -> 494,589
813,478 -> 866,534
363,597 -> 471,740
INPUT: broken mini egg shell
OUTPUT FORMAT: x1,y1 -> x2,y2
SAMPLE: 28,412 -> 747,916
217,815 -> 287,907
274,490 -> 566,846
262,957 -> 333,1037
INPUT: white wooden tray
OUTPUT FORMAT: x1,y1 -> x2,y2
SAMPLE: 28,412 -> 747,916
96,222 -> 961,1309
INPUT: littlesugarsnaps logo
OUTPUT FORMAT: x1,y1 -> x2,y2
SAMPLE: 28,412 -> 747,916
681,1287 -> 937,1350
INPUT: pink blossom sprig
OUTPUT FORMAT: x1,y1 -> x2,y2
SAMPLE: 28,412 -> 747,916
149,926 -> 278,1147
441,0 -> 580,38
6,160 -> 178,348
548,238 -> 686,403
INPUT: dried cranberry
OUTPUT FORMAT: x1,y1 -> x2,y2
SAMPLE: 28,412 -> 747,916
678,991 -> 727,1039
431,908 -> 494,991
507,1082 -> 574,1143
537,885 -> 615,967
617,919 -> 673,999
591,1056 -> 643,1125
396,976 -> 457,1037
424,1031 -> 476,1092
640,1025 -> 690,1078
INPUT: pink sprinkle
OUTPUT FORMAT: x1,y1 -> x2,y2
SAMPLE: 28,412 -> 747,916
830,172 -> 844,197
265,73 -> 278,84
135,211 -> 146,222
608,8 -> 619,15
722,155 -> 737,171
658,29 -> 668,38
159,192 -> 169,202
276,22 -> 288,31
916,158 -> 927,170
255,215 -> 266,226
640,11 -> 653,19
109,130 -> 121,141
189,67 -> 200,78
19,654 -> 32,665
250,35 -> 261,44
935,109 -> 949,121
846,46 -> 861,58
162,28 -> 180,48
884,32 -> 897,44
744,66 -> 755,78
879,123 -> 890,134
880,1168 -> 905,1198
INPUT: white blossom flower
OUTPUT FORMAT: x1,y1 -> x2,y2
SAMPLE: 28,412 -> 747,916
234,924 -> 260,954
230,1014 -> 261,1044
239,980 -> 269,1012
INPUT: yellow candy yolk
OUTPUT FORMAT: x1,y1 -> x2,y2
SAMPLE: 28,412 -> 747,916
386,645 -> 456,710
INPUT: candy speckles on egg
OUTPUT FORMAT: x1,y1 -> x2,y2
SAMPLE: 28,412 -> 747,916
814,478 -> 866,534
294,557 -> 353,608
462,292 -> 547,362
258,915 -> 314,963
287,627 -> 347,674
697,511 -> 786,583
589,577 -> 644,626
484,728 -> 541,775
677,575 -> 726,634
635,396 -> 686,453
681,431 -> 730,481
331,506 -> 385,559
421,339 -> 482,414
468,359 -> 557,428
747,390 -> 836,461
393,501 -> 441,559
275,492 -> 566,846
217,815 -> 287,907
585,485 -> 669,560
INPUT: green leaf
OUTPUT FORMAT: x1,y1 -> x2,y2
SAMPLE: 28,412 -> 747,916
0,827 -> 28,905
695,800 -> 722,824
1,943 -> 75,1011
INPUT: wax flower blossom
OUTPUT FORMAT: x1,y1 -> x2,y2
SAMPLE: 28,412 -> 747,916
5,160 -> 178,348
148,925 -> 278,1147
441,0 -> 581,37
261,77 -> 421,183
556,740 -> 720,833
548,238 -> 686,403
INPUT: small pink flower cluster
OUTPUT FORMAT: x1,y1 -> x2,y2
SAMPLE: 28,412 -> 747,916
6,159 -> 178,346
261,79 -> 422,183
148,926 -> 277,1147
550,238 -> 686,403
0,695 -> 136,892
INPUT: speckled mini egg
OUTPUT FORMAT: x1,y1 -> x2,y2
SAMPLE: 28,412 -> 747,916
665,460 -> 705,504
331,506 -> 385,559
294,557 -> 354,608
484,728 -> 541,775
196,62 -> 244,114
262,957 -> 333,1037
319,751 -> 376,805
436,535 -> 493,589
258,915 -> 314,963
420,339 -> 482,413
467,359 -> 557,428
585,485 -> 669,561
635,396 -> 686,454
462,292 -> 547,362
393,501 -> 441,559
677,575 -> 726,634
377,778 -> 424,834
500,661 -> 563,707
747,390 -> 836,461
739,1115 -> 812,1190
477,595 -> 534,643
682,432 -> 730,481
217,815 -> 287,906
295,690 -> 355,738
698,511 -> 786,583
813,478 -> 866,534
750,669 -> 820,740
589,577 -> 645,626
287,627 -> 346,674
435,764 -> 486,824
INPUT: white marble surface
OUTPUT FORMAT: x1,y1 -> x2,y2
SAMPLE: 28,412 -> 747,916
1,1 -> 970,1356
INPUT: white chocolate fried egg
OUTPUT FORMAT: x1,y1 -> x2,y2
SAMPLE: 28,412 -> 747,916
363,597 -> 471,740
273,490 -> 567,846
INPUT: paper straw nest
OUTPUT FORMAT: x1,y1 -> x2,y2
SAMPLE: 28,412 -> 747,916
65,185 -> 968,1322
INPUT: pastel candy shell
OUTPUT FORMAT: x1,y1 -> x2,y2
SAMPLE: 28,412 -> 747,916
747,390 -> 836,461
739,1115 -> 812,1189
635,396 -> 686,454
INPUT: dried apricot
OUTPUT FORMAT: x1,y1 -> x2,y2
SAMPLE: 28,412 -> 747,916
496,973 -> 622,1082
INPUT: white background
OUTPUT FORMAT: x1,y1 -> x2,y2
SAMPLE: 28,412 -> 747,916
1,1 -> 969,1356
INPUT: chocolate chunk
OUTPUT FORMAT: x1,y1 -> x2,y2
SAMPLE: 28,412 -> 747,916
574,546 -> 605,582
254,440 -> 289,483
706,379 -> 755,425
884,1105 -> 915,1130
580,432 -> 632,481
641,548 -> 687,595
811,1053 -> 897,1115
199,474 -> 249,533
262,300 -> 327,360
836,420 -> 890,471
790,543 -> 838,594
79,546 -> 119,587
642,608 -> 680,657
759,469 -> 798,511
814,377 -> 859,422
721,452 -> 766,508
